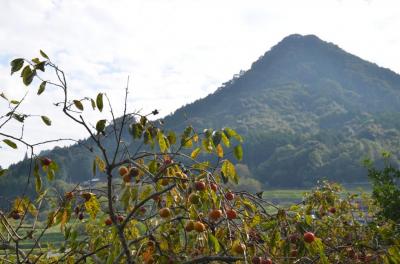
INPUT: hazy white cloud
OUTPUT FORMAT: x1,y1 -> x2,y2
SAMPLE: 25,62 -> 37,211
0,0 -> 399,167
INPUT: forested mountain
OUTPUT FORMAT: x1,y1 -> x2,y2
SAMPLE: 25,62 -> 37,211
3,34 -> 400,195
164,34 -> 400,186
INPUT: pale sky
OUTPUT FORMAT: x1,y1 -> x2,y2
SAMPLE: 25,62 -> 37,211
0,0 -> 399,167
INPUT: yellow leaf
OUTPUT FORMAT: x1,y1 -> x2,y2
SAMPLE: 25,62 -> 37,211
157,130 -> 167,152
13,197 -> 37,216
13,197 -> 24,212
183,138 -> 193,148
60,209 -> 69,231
191,147 -> 201,159
95,156 -> 106,172
216,144 -> 224,158
221,160 -> 237,184
140,185 -> 153,201
221,131 -> 230,147
159,238 -> 169,251
85,195 -> 100,219
66,256 -> 75,264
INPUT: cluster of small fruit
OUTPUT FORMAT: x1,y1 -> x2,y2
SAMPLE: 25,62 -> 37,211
251,256 -> 273,264
160,179 -> 237,219
71,192 -> 90,221
114,156 -> 240,223
118,165 -> 140,183
8,210 -> 22,220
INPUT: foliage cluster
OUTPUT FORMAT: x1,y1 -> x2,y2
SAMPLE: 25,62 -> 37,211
366,154 -> 400,223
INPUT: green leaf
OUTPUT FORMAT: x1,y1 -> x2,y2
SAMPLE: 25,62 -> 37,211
40,50 -> 49,60
183,126 -> 193,137
388,246 -> 400,262
144,129 -> 152,145
92,159 -> 96,176
223,127 -> 243,143
242,199 -> 256,213
319,251 -> 329,264
0,93 -> 8,101
208,233 -> 221,253
49,160 -> 59,172
32,58 -> 40,64
10,100 -> 20,105
204,129 -> 212,138
157,130 -> 167,153
0,169 -> 8,177
12,114 -> 25,123
121,187 -> 131,209
96,93 -> 103,112
47,168 -> 55,181
21,66 -> 35,86
90,98 -> 96,110
34,162 -> 42,193
35,61 -> 45,72
233,145 -> 243,161
305,215 -> 313,226
191,147 -> 201,159
38,81 -> 46,95
20,65 -> 30,77
192,161 -> 209,170
140,116 -> 147,126
23,68 -> 35,85
96,119 -> 107,133
148,159 -> 158,174
202,138 -> 213,153
130,123 -> 143,139
3,139 -> 17,149
221,160 -> 237,184
212,131 -> 222,146
41,116 -> 52,126
167,131 -> 176,145
139,185 -> 152,201
221,172 -> 228,184
10,58 -> 24,75
73,100 -> 84,111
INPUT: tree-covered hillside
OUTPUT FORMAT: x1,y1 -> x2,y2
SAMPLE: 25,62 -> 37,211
164,34 -> 400,187
3,34 -> 400,192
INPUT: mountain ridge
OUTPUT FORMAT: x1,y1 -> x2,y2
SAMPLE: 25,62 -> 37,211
167,34 -> 400,125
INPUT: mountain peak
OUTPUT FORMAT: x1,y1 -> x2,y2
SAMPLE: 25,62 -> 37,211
270,34 -> 335,53
280,33 -> 321,43
249,34 -> 347,74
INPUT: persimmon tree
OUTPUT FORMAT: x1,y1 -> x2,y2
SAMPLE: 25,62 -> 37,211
0,52 -> 399,264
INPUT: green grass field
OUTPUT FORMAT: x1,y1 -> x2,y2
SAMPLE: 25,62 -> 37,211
0,225 -> 65,257
261,186 -> 371,207
262,189 -> 307,200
